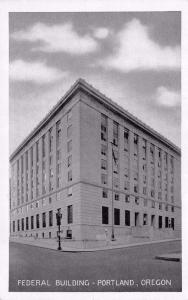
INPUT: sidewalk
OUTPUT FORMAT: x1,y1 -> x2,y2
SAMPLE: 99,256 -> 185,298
9,236 -> 181,252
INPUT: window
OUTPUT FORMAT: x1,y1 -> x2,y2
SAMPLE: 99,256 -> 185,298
101,159 -> 107,170
67,205 -> 73,224
124,168 -> 129,178
101,114 -> 107,133
171,206 -> 174,212
101,174 -> 107,185
133,171 -> 138,181
36,214 -> 40,228
68,170 -> 72,182
42,212 -> 46,228
102,188 -> 108,198
25,151 -> 28,170
26,217 -> 29,230
67,125 -> 72,138
21,218 -> 24,231
114,208 -> 120,225
57,149 -> 61,161
125,194 -> 130,203
125,210 -> 130,226
49,197 -> 52,204
159,203 -> 162,210
49,128 -> 53,152
101,144 -> 107,156
113,177 -> 119,188
102,206 -> 109,224
159,216 -> 162,228
68,187 -> 72,196
143,214 -> 148,225
13,221 -> 15,232
134,134 -> 138,145
31,216 -> 34,230
67,140 -> 72,152
165,204 -> 168,211
30,147 -> 33,166
114,193 -> 119,201
36,141 -> 39,162
142,139 -> 146,159
124,128 -> 129,151
68,155 -> 72,167
124,181 -> 129,191
151,189 -> 155,198
171,218 -> 174,230
17,219 -> 20,231
151,200 -> 155,208
135,197 -> 139,205
143,186 -> 147,195
165,217 -> 169,228
49,210 -> 53,227
42,135 -> 45,157
56,121 -> 61,147
134,184 -> 138,193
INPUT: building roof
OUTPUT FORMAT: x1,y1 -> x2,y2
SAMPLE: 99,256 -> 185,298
10,78 -> 181,161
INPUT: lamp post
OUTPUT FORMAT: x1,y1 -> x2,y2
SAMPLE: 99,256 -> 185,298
56,208 -> 62,250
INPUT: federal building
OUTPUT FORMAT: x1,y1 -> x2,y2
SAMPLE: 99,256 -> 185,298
10,79 -> 181,241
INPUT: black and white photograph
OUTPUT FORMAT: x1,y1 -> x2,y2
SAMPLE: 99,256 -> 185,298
8,11 -> 183,293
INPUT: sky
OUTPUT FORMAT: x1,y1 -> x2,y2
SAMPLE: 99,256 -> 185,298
9,12 -> 181,154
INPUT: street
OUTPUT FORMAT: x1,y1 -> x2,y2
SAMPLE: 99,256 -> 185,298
9,240 -> 181,292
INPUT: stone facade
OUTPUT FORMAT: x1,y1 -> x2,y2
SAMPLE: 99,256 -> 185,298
10,79 -> 181,241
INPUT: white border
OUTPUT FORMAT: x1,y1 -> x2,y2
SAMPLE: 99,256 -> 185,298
0,1 -> 188,300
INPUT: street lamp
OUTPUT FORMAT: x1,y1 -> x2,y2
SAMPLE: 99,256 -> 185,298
56,208 -> 62,250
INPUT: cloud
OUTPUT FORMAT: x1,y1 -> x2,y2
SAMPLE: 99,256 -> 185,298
155,86 -> 181,107
9,60 -> 68,84
98,19 -> 180,72
11,22 -> 98,55
93,27 -> 109,39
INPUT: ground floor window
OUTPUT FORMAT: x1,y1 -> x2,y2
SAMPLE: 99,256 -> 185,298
165,216 -> 169,228
42,212 -> 46,228
31,216 -> 34,229
143,213 -> 148,225
158,215 -> 162,228
171,218 -> 175,230
13,221 -> 15,232
114,208 -> 120,225
125,210 -> 130,226
102,206 -> 109,224
67,205 -> 73,224
36,214 -> 40,228
17,219 -> 20,231
25,217 -> 28,230
21,218 -> 24,231
49,210 -> 53,227
66,229 -> 72,239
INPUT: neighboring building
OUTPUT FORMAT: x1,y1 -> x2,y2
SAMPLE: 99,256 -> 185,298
9,79 -> 181,241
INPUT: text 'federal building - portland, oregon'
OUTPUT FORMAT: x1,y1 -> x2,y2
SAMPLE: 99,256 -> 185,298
9,79 -> 181,242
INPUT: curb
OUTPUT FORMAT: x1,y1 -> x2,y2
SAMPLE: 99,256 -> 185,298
10,238 -> 181,252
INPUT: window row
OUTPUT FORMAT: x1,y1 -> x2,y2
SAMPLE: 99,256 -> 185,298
102,206 -> 175,229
